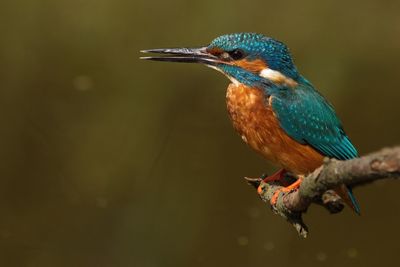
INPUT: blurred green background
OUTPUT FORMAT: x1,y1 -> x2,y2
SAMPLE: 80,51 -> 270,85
0,0 -> 399,266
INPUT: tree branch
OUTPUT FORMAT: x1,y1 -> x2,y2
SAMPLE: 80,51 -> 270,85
245,146 -> 400,238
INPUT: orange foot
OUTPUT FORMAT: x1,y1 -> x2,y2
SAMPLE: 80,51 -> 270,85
257,169 -> 287,195
270,176 -> 303,205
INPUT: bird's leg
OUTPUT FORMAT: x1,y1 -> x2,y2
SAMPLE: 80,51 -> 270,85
256,169 -> 287,195
270,176 -> 304,205
262,169 -> 287,183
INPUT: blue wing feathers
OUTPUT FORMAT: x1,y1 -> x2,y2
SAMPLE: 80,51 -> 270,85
270,82 -> 358,160
266,78 -> 360,214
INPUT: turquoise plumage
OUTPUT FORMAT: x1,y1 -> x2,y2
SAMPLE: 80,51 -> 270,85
270,78 -> 360,214
271,78 -> 358,160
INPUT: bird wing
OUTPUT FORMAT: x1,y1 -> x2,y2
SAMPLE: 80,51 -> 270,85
270,84 -> 358,160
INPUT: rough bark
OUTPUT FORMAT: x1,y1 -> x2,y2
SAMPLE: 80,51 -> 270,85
245,146 -> 400,238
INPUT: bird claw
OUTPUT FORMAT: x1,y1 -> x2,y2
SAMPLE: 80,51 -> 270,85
248,170 -> 286,195
269,177 -> 303,206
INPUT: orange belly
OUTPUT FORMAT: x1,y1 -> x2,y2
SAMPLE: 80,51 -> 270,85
226,83 -> 324,175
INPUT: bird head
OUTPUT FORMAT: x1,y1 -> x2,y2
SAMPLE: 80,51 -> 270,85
141,33 -> 299,87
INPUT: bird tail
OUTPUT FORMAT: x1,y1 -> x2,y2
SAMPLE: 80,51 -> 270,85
335,185 -> 361,215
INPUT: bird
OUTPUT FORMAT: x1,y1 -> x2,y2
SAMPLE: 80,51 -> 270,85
141,33 -> 360,214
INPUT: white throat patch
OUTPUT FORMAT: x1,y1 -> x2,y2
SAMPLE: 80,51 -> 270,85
206,65 -> 240,86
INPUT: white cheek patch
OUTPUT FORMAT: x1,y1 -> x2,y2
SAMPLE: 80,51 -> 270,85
260,68 -> 284,80
259,68 -> 297,87
206,65 -> 240,86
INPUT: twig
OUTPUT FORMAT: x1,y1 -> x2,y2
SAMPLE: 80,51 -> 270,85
245,146 -> 400,238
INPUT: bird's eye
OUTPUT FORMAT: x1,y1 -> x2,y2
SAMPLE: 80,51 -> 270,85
228,49 -> 245,60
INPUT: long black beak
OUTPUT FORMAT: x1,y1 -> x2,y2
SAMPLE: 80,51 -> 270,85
140,47 -> 219,65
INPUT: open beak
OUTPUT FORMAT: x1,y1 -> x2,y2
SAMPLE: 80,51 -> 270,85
140,47 -> 220,66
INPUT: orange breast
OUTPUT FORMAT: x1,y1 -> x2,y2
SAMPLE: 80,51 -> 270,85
226,83 -> 324,175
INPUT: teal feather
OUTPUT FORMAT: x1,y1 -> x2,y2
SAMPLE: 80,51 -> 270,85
270,78 -> 358,160
269,79 -> 361,214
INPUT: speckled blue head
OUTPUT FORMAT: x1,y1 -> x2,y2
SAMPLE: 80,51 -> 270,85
208,33 -> 298,78
141,33 -> 300,88
199,33 -> 300,88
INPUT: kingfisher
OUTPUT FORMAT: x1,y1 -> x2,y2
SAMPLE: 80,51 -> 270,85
141,33 -> 360,214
